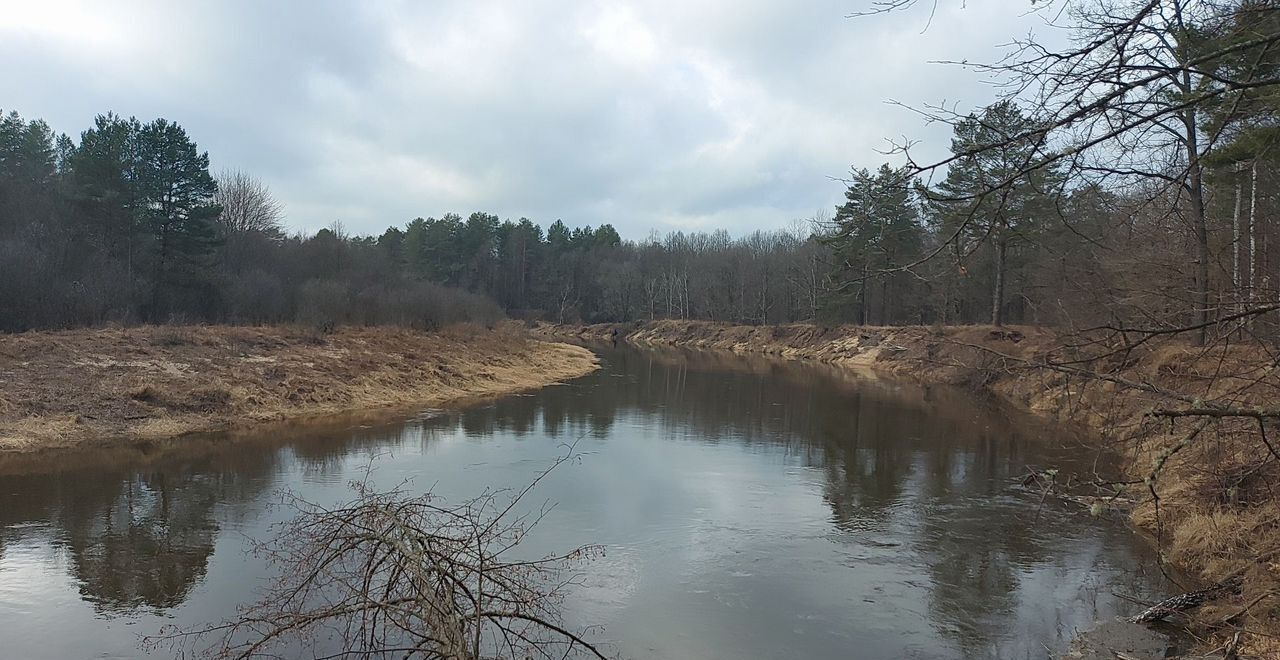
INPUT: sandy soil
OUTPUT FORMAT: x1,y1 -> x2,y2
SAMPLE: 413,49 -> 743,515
536,319 -> 1280,654
0,324 -> 597,454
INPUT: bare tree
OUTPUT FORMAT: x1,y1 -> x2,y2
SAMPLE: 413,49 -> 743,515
147,449 -> 610,660
214,169 -> 284,238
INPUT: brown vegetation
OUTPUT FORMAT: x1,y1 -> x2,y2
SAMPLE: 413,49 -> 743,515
0,324 -> 597,454
148,447 -> 608,660
537,319 -> 1280,653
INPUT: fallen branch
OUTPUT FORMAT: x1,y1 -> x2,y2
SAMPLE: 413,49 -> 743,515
146,442 -> 611,660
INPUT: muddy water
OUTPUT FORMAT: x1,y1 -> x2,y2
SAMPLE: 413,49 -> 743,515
0,345 -> 1170,659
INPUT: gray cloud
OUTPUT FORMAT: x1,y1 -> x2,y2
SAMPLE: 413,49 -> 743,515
0,0 -> 1052,238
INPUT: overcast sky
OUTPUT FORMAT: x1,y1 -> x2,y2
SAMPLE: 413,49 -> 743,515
2,1 -> 1052,238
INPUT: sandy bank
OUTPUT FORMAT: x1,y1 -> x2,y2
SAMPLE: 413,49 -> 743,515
0,324 -> 597,454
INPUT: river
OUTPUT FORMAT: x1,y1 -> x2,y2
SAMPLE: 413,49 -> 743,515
0,344 -> 1169,659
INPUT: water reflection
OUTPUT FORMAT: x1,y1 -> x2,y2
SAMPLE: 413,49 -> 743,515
0,344 -> 1167,660
0,447 -> 279,613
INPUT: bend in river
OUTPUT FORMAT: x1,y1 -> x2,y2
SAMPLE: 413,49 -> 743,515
0,344 -> 1171,659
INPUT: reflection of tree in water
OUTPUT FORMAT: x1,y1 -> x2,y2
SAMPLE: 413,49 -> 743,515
815,390 -> 921,527
416,346 -> 1058,543
905,423 -> 1159,657
0,397 -> 588,616
923,544 -> 1021,655
0,444 -> 281,613
523,346 -> 1139,658
790,362 -> 1068,654
288,424 -> 410,479
63,471 -> 219,611
913,481 -> 1029,657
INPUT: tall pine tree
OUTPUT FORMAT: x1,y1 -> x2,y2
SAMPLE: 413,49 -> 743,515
134,118 -> 221,320
926,101 -> 1061,326
825,163 -> 922,324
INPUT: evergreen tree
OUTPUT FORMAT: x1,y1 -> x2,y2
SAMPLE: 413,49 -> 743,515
495,218 -> 543,309
926,101 -> 1061,326
67,113 -> 143,259
459,211 -> 500,294
0,111 -> 59,237
134,118 -> 221,319
824,164 -> 922,324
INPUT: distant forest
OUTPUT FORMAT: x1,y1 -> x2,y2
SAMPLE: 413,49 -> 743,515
2,1 -> 1278,335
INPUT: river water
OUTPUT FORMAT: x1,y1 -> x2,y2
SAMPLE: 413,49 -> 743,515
0,345 -> 1169,659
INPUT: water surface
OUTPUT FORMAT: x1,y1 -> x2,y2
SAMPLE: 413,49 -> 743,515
0,345 -> 1168,659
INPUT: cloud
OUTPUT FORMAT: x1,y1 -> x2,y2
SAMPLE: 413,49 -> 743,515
0,0 -> 1052,238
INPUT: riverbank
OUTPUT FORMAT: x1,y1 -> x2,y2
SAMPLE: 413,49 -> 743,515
0,324 -> 597,454
534,319 -> 1280,654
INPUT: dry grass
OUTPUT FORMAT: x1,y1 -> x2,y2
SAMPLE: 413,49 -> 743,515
536,319 -> 1280,653
0,324 -> 597,454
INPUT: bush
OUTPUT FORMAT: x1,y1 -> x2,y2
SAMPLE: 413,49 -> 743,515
152,326 -> 197,346
219,269 -> 289,324
344,281 -> 504,331
296,279 -> 352,330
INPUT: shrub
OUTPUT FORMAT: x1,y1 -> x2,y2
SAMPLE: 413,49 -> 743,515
296,279 -> 352,330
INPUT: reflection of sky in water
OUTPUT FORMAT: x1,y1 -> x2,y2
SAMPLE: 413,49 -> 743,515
0,345 -> 1171,659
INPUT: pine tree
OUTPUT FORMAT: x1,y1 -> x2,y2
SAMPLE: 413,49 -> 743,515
825,163 -> 922,324
134,118 -> 221,319
67,114 -> 143,260
926,101 -> 1061,326
0,111 -> 59,237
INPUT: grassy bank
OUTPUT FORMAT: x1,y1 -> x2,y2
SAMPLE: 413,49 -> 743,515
535,319 -> 1280,653
0,324 -> 597,454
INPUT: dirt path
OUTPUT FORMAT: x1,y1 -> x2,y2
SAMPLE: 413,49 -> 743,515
0,324 -> 597,454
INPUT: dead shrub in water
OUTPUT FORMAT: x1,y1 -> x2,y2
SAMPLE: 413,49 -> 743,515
956,349 -> 1005,391
147,449 -> 609,660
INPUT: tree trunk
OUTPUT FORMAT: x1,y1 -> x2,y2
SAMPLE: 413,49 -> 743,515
759,265 -> 770,324
991,236 -> 1007,327
1250,159 -> 1258,295
682,271 -> 690,319
859,263 -> 869,325
810,259 -> 819,320
880,272 -> 890,326
1234,170 -> 1243,302
1183,103 -> 1210,346
151,221 -> 171,322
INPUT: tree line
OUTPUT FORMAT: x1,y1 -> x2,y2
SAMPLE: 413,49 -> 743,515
0,111 -> 502,332
0,108 -> 832,330
0,103 -> 1162,332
